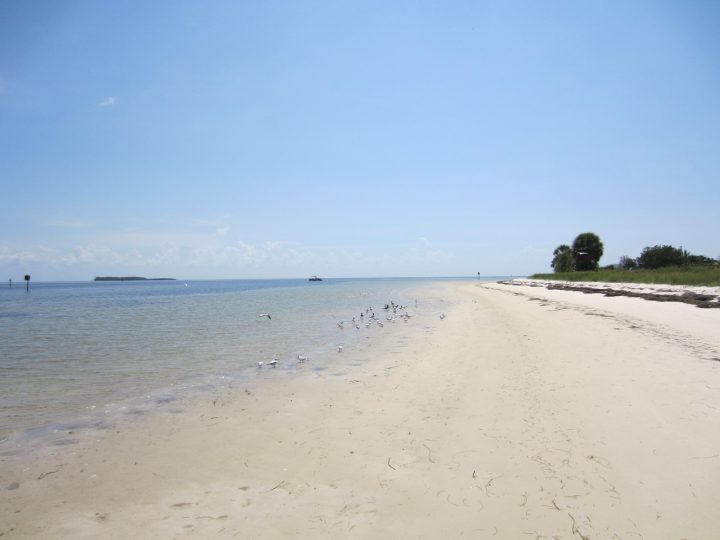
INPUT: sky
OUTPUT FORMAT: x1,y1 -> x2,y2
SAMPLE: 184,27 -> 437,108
1,0 -> 719,280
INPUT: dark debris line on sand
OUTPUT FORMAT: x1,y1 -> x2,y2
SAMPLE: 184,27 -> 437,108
497,281 -> 720,309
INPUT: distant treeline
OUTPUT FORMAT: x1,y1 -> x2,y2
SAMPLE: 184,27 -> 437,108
93,277 -> 176,281
615,245 -> 717,270
550,233 -> 718,273
539,234 -> 719,285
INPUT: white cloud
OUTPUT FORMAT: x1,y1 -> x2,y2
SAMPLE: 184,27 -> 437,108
145,243 -> 180,267
52,244 -> 124,266
190,214 -> 234,236
0,244 -> 38,264
1,234 -> 467,279
99,96 -> 116,107
0,237 -> 302,273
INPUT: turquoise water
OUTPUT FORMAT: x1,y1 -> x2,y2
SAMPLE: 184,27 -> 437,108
0,277 -> 488,448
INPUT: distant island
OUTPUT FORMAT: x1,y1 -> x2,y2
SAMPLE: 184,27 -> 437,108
93,277 -> 176,282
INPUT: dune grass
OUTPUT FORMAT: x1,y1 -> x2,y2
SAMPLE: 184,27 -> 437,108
530,266 -> 720,286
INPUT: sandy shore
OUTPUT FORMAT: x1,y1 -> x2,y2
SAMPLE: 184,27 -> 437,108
2,280 -> 720,539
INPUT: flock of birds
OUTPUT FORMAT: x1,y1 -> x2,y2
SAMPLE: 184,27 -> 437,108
255,301 -> 430,369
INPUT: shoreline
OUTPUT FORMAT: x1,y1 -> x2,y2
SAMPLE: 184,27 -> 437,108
0,278 -> 456,449
2,280 -> 719,538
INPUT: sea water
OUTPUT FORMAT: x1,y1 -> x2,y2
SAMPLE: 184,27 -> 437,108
0,277 -> 484,450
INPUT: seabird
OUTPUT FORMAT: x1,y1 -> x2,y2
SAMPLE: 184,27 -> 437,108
338,345 -> 343,352
269,358 -> 278,367
259,313 -> 272,320
297,355 -> 307,362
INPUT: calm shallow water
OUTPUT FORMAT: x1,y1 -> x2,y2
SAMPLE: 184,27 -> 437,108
0,277 -> 490,448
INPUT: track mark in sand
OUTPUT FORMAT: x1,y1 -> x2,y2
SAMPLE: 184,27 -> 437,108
568,513 -> 590,540
37,470 -> 58,480
691,453 -> 719,460
171,502 -> 194,508
264,480 -> 289,493
422,443 -> 435,463
584,312 -> 612,318
484,474 -> 503,497
436,490 -> 460,507
340,498 -> 378,516
387,457 -> 397,471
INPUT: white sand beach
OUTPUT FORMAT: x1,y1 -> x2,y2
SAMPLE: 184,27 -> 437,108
2,280 -> 720,539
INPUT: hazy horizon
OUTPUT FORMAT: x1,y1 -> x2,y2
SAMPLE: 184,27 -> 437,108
8,274 -> 517,284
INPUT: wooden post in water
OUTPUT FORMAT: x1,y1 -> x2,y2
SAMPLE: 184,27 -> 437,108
24,274 -> 30,292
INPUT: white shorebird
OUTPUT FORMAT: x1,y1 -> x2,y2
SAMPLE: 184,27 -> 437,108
338,345 -> 343,352
257,361 -> 264,368
268,358 -> 278,367
337,322 -> 344,329
297,355 -> 307,362
258,313 -> 272,320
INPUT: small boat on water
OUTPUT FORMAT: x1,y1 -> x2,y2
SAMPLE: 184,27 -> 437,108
309,275 -> 323,281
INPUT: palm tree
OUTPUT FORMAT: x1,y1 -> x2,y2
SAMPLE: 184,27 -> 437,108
572,233 -> 604,270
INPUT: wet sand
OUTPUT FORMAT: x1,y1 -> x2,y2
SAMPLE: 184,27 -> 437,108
2,280 -> 719,539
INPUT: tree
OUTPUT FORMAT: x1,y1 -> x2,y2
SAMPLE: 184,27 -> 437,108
687,254 -> 717,266
572,232 -> 604,271
551,244 -> 575,273
618,255 -> 637,270
637,245 -> 684,269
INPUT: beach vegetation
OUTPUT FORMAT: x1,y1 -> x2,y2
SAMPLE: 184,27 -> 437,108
572,232 -> 604,270
551,244 -> 575,273
618,255 -> 637,270
637,245 -> 685,269
539,240 -> 719,285
530,266 -> 720,286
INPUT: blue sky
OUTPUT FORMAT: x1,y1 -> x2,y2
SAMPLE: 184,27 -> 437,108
1,1 -> 719,280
